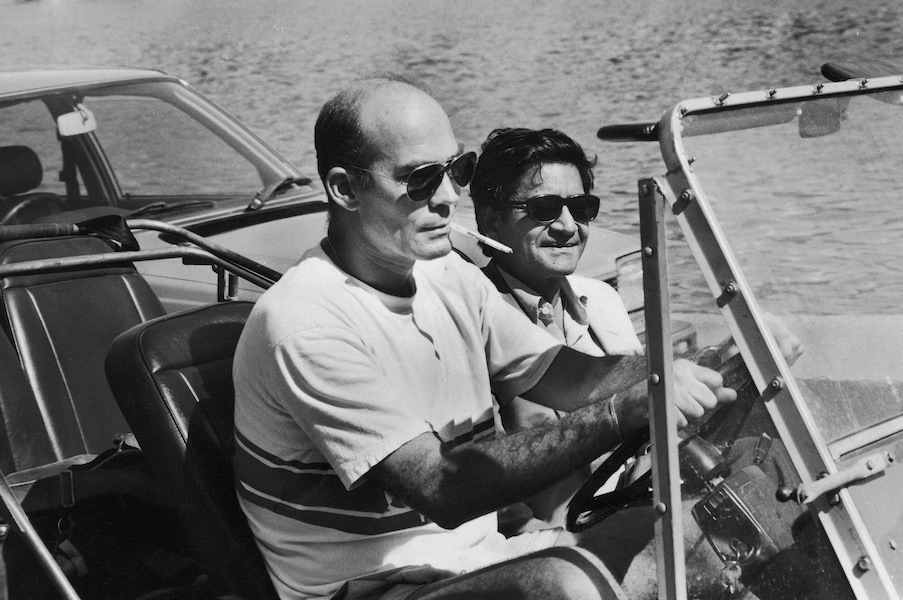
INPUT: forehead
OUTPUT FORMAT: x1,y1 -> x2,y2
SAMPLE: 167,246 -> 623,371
360,84 -> 460,166
513,162 -> 584,197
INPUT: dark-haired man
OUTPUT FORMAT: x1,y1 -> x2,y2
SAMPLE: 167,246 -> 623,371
470,126 -> 804,593
470,127 -> 643,532
233,77 -> 736,600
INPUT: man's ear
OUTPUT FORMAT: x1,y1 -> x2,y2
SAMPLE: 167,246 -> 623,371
325,167 -> 360,211
478,207 -> 503,238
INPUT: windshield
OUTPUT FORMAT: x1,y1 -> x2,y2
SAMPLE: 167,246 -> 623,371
656,79 -> 903,599
0,79 -> 303,225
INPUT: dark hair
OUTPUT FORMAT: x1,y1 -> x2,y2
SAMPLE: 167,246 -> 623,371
470,128 -> 597,220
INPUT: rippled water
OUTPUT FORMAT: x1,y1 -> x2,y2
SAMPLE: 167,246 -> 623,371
2,0 -> 902,312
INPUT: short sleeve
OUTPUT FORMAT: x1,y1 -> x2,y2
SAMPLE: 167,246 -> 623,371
270,325 -> 432,489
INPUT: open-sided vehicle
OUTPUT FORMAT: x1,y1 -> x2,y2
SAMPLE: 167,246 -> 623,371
3,60 -> 903,600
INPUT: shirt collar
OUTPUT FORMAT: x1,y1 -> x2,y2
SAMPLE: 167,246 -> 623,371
495,266 -> 589,326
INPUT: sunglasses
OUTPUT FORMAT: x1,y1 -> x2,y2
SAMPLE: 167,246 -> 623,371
348,151 -> 477,203
500,194 -> 601,224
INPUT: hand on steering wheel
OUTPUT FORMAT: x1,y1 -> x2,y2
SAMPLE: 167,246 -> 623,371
566,351 -> 756,532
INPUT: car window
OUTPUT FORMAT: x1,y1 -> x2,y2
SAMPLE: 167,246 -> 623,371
88,95 -> 262,198
0,99 -> 66,196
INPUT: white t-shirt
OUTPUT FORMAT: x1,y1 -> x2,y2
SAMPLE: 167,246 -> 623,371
233,245 -> 561,599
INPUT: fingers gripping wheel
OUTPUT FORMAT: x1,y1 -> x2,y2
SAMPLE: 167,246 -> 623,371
566,351 -> 757,533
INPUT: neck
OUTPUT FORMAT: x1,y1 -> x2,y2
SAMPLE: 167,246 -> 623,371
495,260 -> 563,303
325,234 -> 416,297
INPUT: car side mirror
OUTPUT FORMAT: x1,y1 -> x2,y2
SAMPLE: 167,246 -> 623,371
57,104 -> 97,137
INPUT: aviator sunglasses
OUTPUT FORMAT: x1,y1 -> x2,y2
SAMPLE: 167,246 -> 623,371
500,193 -> 601,224
348,151 -> 477,202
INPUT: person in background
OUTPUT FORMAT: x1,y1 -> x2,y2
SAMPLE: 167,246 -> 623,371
232,76 -> 737,600
470,126 -> 804,594
470,127 -> 643,533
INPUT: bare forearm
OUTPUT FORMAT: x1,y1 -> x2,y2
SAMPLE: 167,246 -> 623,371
522,346 -> 649,414
370,396 -> 622,529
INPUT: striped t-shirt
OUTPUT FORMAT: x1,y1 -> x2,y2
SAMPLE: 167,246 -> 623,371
233,246 -> 561,599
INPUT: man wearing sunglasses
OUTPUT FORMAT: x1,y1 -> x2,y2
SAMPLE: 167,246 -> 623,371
470,127 -> 643,537
233,76 -> 737,600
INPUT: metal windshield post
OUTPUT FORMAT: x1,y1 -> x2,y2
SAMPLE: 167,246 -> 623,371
639,178 -> 686,600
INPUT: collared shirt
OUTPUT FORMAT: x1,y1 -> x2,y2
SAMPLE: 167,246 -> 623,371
496,267 -> 605,357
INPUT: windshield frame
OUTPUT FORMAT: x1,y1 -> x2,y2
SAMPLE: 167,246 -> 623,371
650,74 -> 903,600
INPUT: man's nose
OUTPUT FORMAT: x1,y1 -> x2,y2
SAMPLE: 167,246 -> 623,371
429,172 -> 461,208
550,205 -> 578,233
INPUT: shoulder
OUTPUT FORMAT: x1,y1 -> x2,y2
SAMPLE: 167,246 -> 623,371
567,274 -> 623,306
416,251 -> 496,295
247,252 -> 361,344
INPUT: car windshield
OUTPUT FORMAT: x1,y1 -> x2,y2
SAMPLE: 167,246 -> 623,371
661,80 -> 903,598
0,78 -> 301,224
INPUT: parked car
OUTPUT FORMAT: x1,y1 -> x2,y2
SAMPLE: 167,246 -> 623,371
0,66 -> 694,351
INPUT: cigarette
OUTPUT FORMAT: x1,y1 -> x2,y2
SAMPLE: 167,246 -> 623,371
450,223 -> 513,254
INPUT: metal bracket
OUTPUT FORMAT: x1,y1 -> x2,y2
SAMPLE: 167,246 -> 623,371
780,451 -> 896,505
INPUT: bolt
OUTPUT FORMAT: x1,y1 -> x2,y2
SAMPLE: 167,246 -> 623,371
770,377 -> 784,390
814,83 -> 825,93
650,374 -> 661,386
655,503 -> 667,515
687,156 -> 696,165
890,540 -> 898,551
679,106 -> 688,116
723,282 -> 738,295
866,459 -> 875,470
766,89 -> 777,99
857,555 -> 872,572
859,78 -> 869,88
643,247 -> 654,257
0,523 -> 7,539
714,92 -> 730,105
887,452 -> 895,463
679,189 -> 695,203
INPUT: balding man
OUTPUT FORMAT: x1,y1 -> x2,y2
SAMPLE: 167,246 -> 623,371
232,76 -> 736,600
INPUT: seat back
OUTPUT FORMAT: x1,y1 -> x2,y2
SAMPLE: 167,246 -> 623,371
0,145 -> 66,224
0,146 -> 43,198
106,301 -> 276,600
0,236 -> 165,461
0,331 -> 57,475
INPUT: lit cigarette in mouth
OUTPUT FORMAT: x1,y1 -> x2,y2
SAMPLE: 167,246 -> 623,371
450,223 -> 513,254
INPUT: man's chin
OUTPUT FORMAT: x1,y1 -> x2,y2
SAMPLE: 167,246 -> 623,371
414,239 -> 453,261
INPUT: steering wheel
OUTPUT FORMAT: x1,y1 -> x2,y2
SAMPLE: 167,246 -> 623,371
0,193 -> 68,225
566,350 -> 759,532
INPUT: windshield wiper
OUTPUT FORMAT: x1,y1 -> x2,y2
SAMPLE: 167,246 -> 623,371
127,200 -> 217,218
246,176 -> 313,211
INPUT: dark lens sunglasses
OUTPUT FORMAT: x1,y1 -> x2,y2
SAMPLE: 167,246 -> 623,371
349,151 -> 477,203
501,194 -> 601,224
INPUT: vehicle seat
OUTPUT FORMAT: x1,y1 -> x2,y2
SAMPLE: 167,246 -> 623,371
0,235 -> 166,460
106,301 -> 277,600
0,146 -> 66,225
